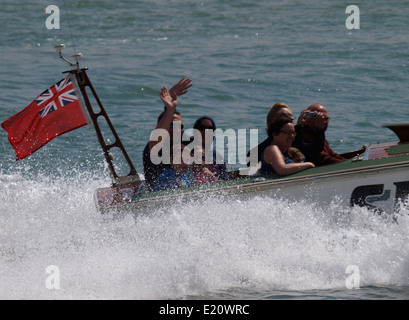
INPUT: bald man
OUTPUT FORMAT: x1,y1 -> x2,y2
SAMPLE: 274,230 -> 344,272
292,104 -> 347,166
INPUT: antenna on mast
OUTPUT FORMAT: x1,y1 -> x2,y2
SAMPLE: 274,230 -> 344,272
54,44 -> 82,69
54,44 -> 140,187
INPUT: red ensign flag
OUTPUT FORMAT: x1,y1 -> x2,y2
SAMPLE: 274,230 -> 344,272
1,75 -> 89,160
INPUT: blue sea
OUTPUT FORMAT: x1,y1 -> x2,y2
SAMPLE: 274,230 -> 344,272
1,0 -> 409,301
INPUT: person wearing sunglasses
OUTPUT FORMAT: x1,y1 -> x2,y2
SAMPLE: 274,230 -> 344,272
192,116 -> 229,181
246,102 -> 296,172
142,78 -> 193,191
260,120 -> 315,176
293,103 -> 350,166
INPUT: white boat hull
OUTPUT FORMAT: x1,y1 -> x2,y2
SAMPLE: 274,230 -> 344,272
95,154 -> 409,217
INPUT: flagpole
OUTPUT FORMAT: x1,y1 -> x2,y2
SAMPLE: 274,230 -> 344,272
55,45 -> 140,187
66,67 -> 140,187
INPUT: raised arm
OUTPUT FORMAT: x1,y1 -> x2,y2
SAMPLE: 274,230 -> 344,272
160,86 -> 177,112
169,78 -> 193,100
149,87 -> 178,151
155,86 -> 177,130
264,145 -> 315,176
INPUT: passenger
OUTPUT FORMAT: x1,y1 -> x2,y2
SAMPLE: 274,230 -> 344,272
260,120 -> 315,176
142,78 -> 192,190
192,116 -> 229,181
293,103 -> 347,166
153,144 -> 196,191
247,102 -> 295,168
266,103 -> 295,130
285,147 -> 305,163
191,148 -> 219,185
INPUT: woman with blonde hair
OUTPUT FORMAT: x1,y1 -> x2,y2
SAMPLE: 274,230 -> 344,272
247,102 -> 296,168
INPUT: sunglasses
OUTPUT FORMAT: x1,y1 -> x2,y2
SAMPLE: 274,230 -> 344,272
197,125 -> 215,131
281,113 -> 296,120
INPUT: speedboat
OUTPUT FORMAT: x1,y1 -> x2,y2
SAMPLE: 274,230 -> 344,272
94,124 -> 409,216
6,46 -> 407,217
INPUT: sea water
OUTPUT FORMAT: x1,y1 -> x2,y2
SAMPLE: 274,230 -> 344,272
1,0 -> 409,300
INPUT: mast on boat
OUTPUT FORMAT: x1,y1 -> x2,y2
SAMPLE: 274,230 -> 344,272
55,44 -> 140,187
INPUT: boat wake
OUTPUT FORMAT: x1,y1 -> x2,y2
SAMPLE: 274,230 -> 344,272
1,169 -> 408,299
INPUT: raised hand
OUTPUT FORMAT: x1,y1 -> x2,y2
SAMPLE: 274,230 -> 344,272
169,78 -> 193,100
297,109 -> 309,125
160,86 -> 177,110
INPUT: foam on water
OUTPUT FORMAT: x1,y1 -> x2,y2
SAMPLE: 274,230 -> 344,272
1,168 -> 408,299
